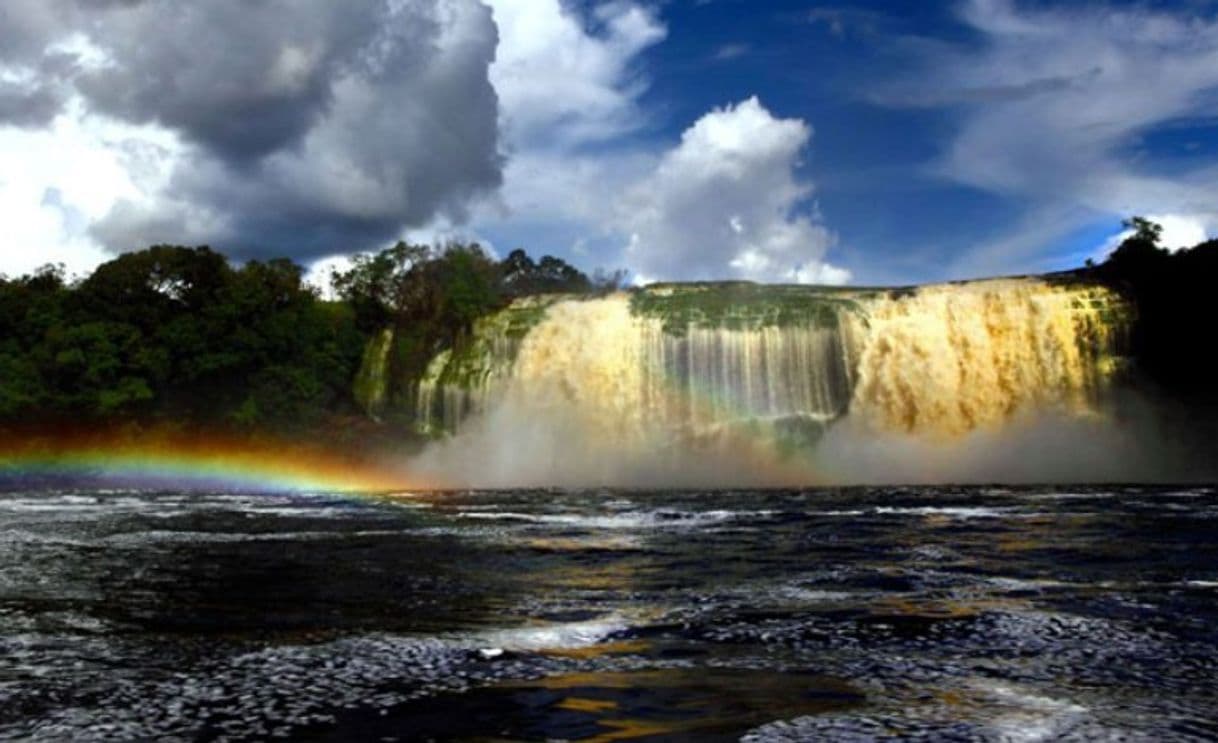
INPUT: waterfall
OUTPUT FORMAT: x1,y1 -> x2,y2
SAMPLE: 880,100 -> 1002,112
353,328 -> 394,419
392,278 -> 1131,468
414,296 -> 561,435
849,280 -> 1128,437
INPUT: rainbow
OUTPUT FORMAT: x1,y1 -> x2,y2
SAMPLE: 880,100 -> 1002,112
0,433 -> 422,493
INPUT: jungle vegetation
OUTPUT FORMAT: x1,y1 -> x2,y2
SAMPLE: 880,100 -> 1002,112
0,242 -> 608,433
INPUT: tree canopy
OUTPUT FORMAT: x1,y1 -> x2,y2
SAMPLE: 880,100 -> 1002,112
1,247 -> 361,429
1,242 -> 615,433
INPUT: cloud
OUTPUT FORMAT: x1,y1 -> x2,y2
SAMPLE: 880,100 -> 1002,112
0,102 -> 172,279
467,0 -> 667,267
713,43 -> 750,61
3,0 -> 852,286
870,68 -> 1102,109
621,97 -> 849,285
0,79 -> 62,128
876,0 -> 1218,276
485,0 -> 665,150
0,0 -> 502,264
470,3 -> 852,283
806,7 -> 886,38
472,3 -> 846,283
475,0 -> 849,285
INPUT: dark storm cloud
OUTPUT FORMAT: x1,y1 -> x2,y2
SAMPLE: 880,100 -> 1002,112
0,81 -> 62,127
1,0 -> 503,261
70,2 -> 384,162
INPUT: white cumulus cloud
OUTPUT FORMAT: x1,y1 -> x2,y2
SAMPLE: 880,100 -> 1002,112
474,0 -> 665,242
478,3 -> 847,284
621,97 -> 848,285
486,0 -> 665,149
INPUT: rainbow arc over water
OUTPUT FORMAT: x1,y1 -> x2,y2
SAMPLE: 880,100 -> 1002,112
0,433 -> 419,493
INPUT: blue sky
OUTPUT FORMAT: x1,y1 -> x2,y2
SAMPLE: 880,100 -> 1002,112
1,0 -> 1216,286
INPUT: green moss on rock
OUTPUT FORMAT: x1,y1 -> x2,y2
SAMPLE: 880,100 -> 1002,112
630,282 -> 867,336
430,296 -> 565,392
352,327 -> 394,418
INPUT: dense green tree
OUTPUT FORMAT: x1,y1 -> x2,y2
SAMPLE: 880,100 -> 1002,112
328,241 -> 601,416
1105,217 -> 1170,275
0,266 -> 69,419
500,248 -> 593,296
0,246 -> 365,431
0,241 -> 609,432
426,244 -> 502,340
329,242 -> 428,332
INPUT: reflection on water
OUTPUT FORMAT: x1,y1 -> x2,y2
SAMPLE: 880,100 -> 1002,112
1,486 -> 1217,740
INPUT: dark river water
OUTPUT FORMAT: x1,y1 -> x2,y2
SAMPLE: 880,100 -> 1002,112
1,486 -> 1217,741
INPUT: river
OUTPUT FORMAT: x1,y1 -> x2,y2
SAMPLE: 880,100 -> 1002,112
1,486 -> 1216,740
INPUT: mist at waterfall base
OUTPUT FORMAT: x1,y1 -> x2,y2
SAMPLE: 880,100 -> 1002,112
410,394 -> 1189,487
406,282 -> 1201,487
813,399 -> 1194,485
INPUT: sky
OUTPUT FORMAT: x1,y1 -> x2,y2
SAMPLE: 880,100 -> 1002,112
1,0 -> 1217,287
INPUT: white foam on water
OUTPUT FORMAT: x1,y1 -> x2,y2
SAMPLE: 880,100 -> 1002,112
0,501 -> 115,513
94,528 -> 424,546
778,587 -> 857,603
1021,492 -> 1115,501
12,633 -> 481,741
1154,489 -> 1214,498
972,681 -> 1088,742
601,498 -> 638,510
0,529 -> 93,548
470,614 -> 632,653
873,506 -> 1016,519
455,509 -> 749,530
234,505 -> 362,519
985,577 -> 1073,591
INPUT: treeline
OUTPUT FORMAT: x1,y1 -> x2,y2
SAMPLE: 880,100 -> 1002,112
0,242 -> 614,432
328,242 -> 623,415
1088,218 -> 1218,412
0,247 -> 363,429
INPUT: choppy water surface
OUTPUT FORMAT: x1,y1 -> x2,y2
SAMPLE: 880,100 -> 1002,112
1,486 -> 1217,741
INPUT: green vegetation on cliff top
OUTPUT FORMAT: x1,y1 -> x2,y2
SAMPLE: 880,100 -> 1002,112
630,282 -> 867,335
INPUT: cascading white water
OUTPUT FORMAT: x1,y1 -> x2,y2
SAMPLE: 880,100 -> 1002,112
391,278 -> 1131,484
410,280 -> 1125,439
849,280 -> 1127,437
413,294 -> 866,444
647,321 -> 860,432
